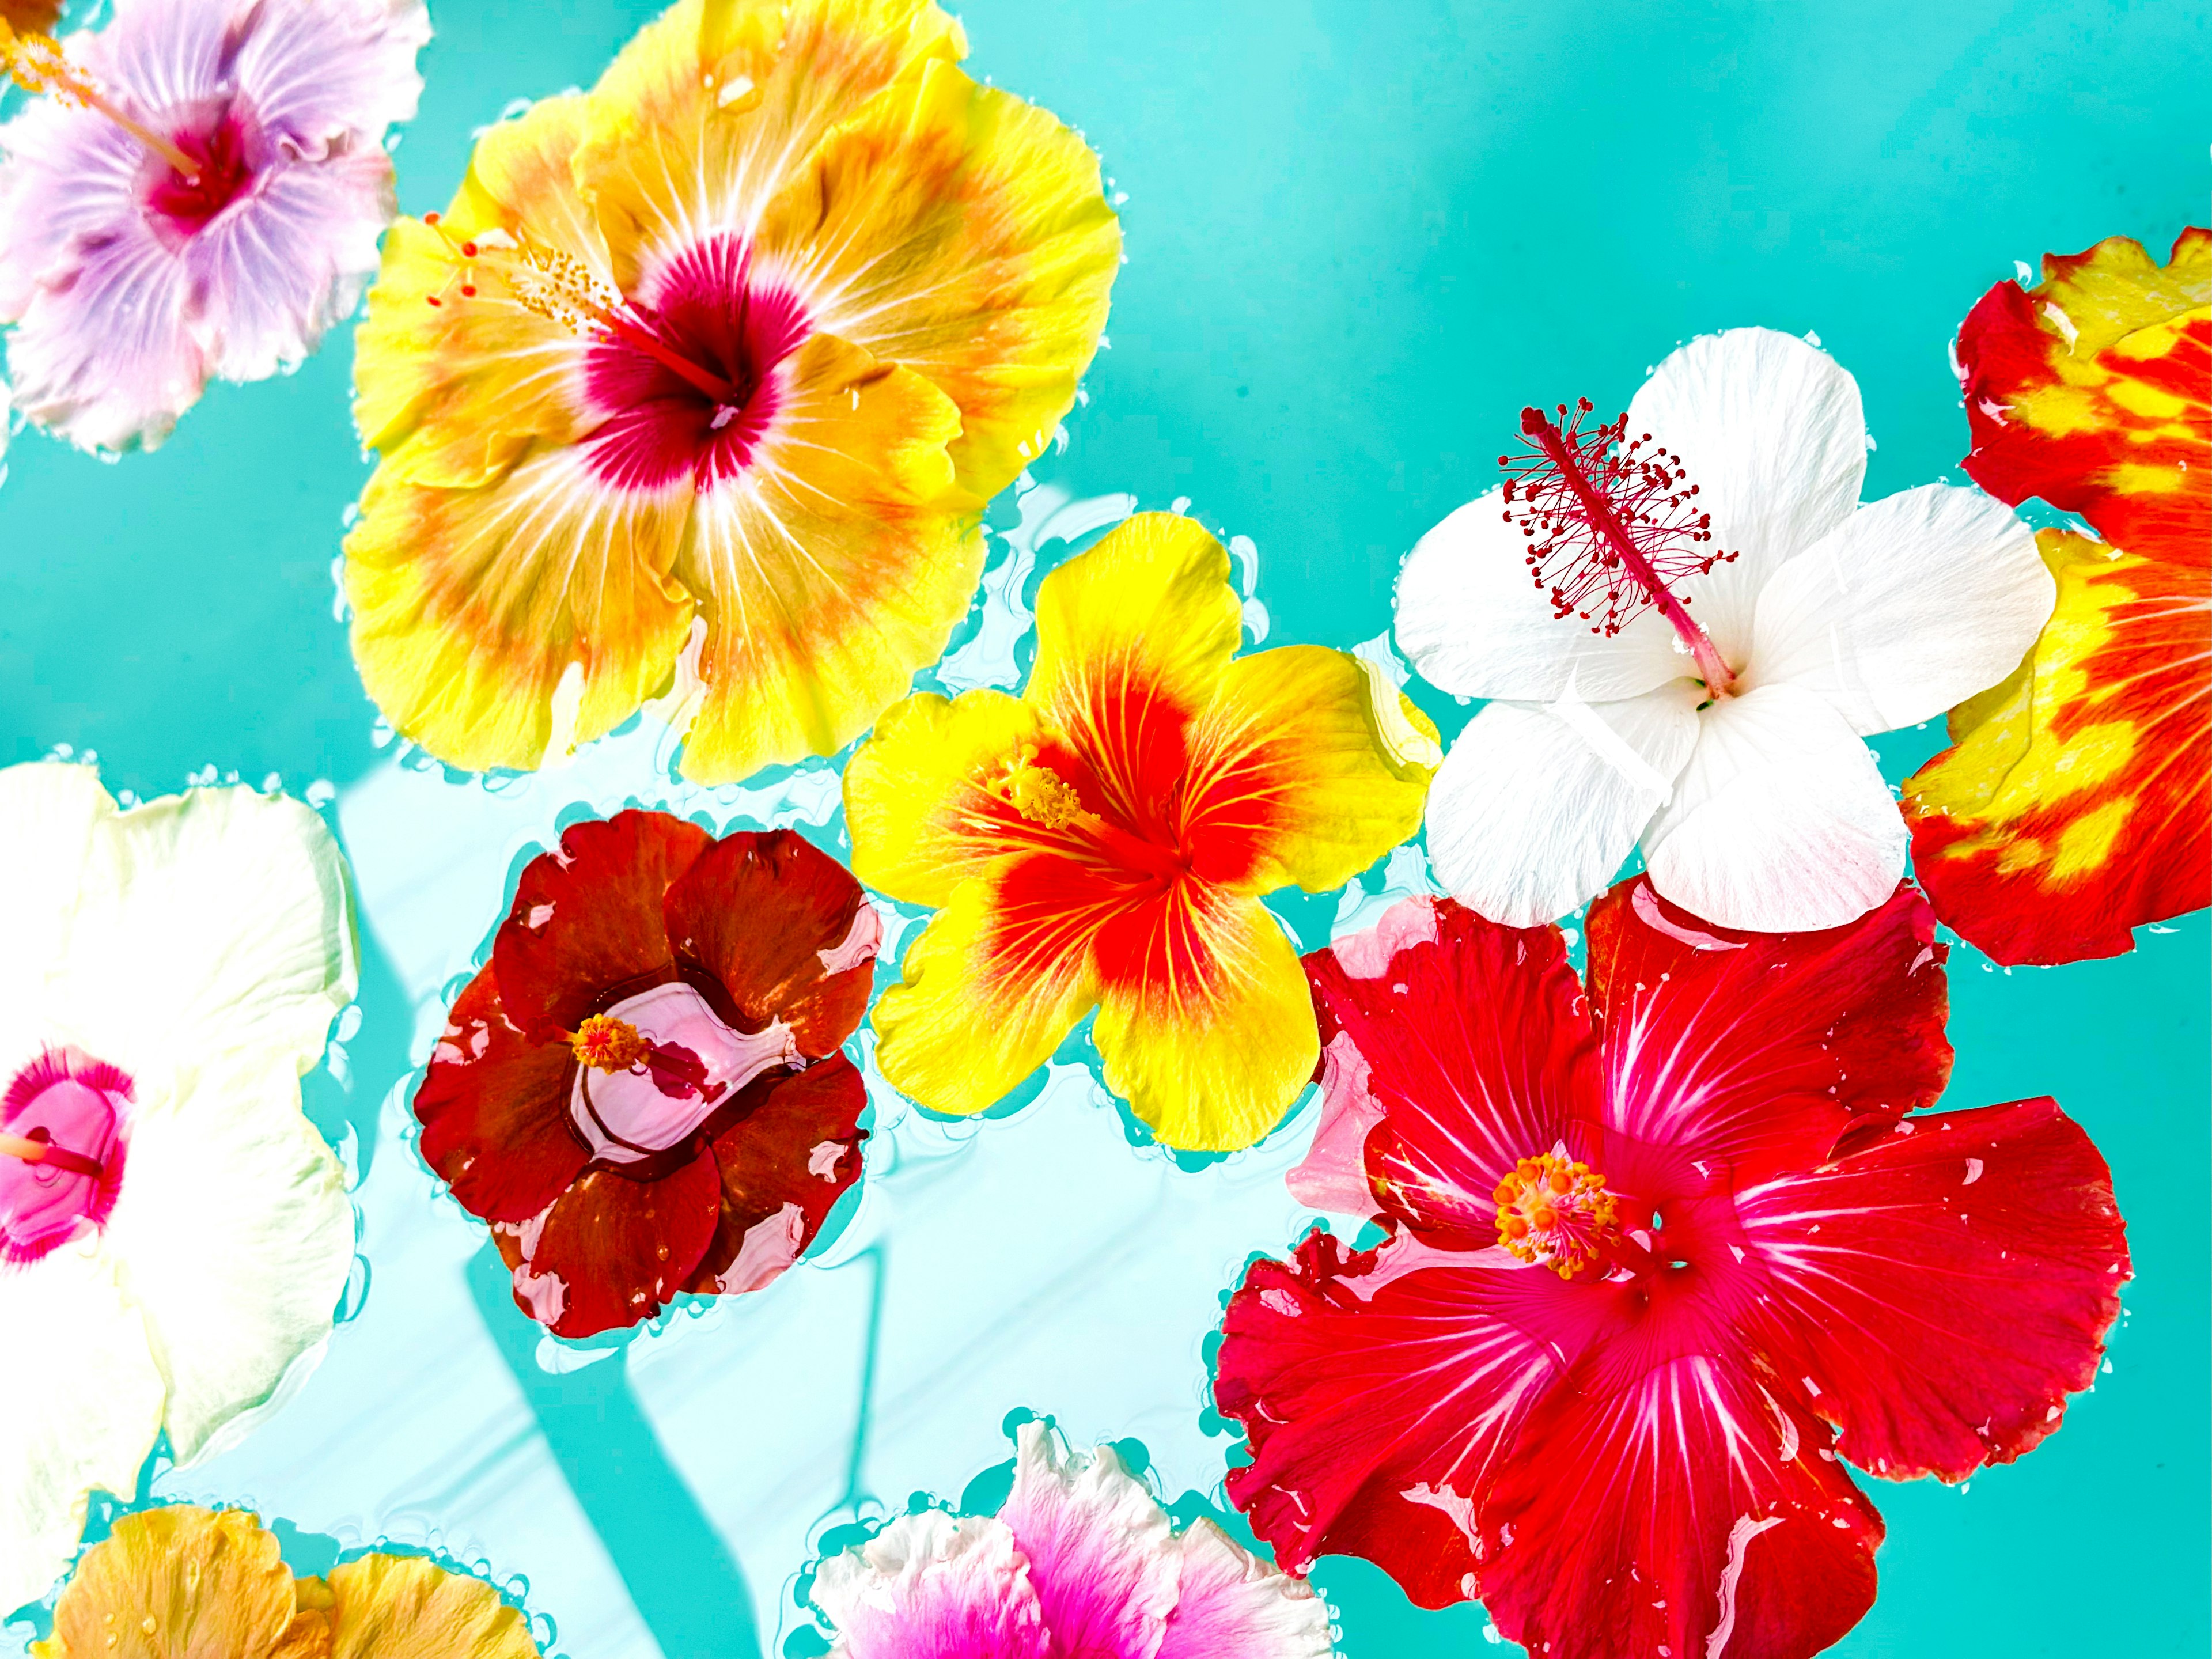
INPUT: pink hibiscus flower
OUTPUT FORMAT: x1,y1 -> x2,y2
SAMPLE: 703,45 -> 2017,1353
810,1420 -> 1336,1659
0,0 -> 428,451
1213,880 -> 2127,1659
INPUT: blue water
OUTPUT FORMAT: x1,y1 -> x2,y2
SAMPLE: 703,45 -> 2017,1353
3,2 -> 2206,1655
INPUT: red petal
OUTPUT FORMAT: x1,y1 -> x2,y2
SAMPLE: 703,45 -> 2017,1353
1478,1350 -> 1882,1659
1584,878 -> 1952,1184
1214,1229 -> 1589,1608
510,1142 -> 722,1338
493,810 -> 714,1041
413,966 -> 586,1224
1737,1096 -> 2128,1482
664,829 -> 877,1057
1301,897 -> 1594,1245
687,1056 -> 868,1293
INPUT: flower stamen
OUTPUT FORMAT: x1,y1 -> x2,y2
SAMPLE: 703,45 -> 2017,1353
0,20 -> 204,181
0,1128 -> 102,1179
1493,1149 -> 1623,1279
570,1014 -> 651,1073
980,744 -> 1188,881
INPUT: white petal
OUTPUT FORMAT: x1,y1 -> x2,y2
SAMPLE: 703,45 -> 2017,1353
100,1051 -> 354,1463
1748,483 -> 2051,734
1627,328 -> 1868,665
1395,491 -> 1687,702
1425,688 -> 1703,926
0,1244 -> 165,1617
0,763 -> 111,1041
811,1510 -> 1044,1657
1643,683 -> 1907,931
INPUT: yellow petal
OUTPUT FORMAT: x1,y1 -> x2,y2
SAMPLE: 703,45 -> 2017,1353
39,1508 -> 329,1659
324,1555 -> 541,1659
755,55 -> 1119,498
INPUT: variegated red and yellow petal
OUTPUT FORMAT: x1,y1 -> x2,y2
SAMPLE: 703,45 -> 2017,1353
1906,527 -> 2211,963
1092,884 -> 1317,1152
668,328 -> 983,783
345,451 -> 695,773
1958,227 -> 2209,554
754,55 -> 1119,499
1181,644 -> 1439,895
577,0 -> 965,287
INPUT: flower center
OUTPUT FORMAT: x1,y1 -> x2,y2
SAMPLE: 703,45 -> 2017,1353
1493,1148 -> 1623,1279
984,745 -> 1188,882
1501,399 -> 1741,695
145,113 -> 255,236
566,982 -> 798,1168
0,22 -> 232,213
0,1047 -> 132,1267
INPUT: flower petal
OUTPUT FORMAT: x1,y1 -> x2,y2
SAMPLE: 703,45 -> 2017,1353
1737,1096 -> 2127,1482
1584,878 -> 1951,1187
996,1421 -> 1178,1659
1304,897 -> 1594,1244
413,969 -> 585,1226
1092,886 -> 1316,1153
1156,1520 -> 1334,1659
1749,483 -> 2050,735
689,1056 -> 866,1293
1642,681 -> 1908,931
1423,687 -> 1701,928
1394,493 -> 1688,703
41,1507 -> 328,1659
0,1248 -> 164,1619
811,1510 -> 1050,1659
233,0 -> 430,146
0,763 -> 109,1036
324,1552 -> 541,1659
1626,327 -> 1869,664
503,1140 -> 722,1338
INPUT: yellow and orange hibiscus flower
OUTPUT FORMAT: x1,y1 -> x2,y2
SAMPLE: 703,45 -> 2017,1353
36,1506 -> 543,1659
844,512 -> 1440,1153
344,0 -> 1119,783
1905,228 -> 2209,964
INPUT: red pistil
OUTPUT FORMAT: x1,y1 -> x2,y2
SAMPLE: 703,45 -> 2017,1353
0,1127 -> 101,1179
1502,399 -> 1740,694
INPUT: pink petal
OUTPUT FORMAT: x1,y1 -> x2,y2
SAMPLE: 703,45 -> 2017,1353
997,1421 -> 1180,1659
1156,1520 -> 1334,1659
813,1511 -> 1050,1659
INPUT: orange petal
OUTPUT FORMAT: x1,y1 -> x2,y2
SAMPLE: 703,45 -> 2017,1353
324,1554 -> 542,1659
39,1508 -> 329,1659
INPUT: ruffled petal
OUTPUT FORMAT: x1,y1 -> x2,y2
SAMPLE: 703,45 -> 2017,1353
1156,1521 -> 1334,1659
412,969 -> 585,1225
0,762 -> 109,1036
1584,878 -> 1951,1187
40,1507 -> 328,1659
1641,681 -> 1908,932
232,0 -> 430,146
1304,897 -> 1594,1244
1090,886 -> 1315,1153
812,1510 -> 1049,1659
1395,492 -> 1690,703
1749,483 -> 2050,735
501,1141 -> 722,1338
690,1056 -> 866,1293
1627,327 -> 1868,663
324,1552 -> 541,1659
997,1422 -> 1178,1659
1423,687 -> 1700,928
1737,1097 -> 2126,1482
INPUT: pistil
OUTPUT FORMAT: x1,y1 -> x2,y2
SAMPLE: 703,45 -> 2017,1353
0,1128 -> 101,1179
1,22 -> 203,181
1493,1148 -> 1643,1279
987,747 -> 1190,882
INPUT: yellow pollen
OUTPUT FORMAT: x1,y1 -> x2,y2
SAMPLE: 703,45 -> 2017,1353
986,744 -> 1085,831
1493,1150 -> 1620,1279
0,21 -> 203,179
571,1014 -> 650,1073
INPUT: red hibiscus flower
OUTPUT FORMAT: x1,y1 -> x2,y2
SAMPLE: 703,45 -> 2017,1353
1214,878 -> 2126,1659
414,810 -> 880,1338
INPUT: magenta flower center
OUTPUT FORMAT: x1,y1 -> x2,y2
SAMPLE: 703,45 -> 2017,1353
0,1048 -> 132,1266
567,982 -> 798,1167
146,112 -> 257,238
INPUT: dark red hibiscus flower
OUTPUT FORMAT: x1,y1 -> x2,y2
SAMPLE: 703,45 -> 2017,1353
1214,878 -> 2127,1659
414,810 -> 881,1339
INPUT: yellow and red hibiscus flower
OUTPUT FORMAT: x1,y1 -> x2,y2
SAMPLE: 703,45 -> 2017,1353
844,513 -> 1441,1154
1905,227 -> 2210,963
344,0 -> 1120,785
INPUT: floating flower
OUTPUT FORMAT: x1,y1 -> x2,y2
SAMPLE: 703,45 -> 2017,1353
1397,327 -> 2054,933
844,512 -> 1439,1152
35,1504 -> 546,1659
809,1418 -> 1334,1658
1905,228 -> 2210,963
1214,881 -> 2127,1659
0,0 -> 429,452
0,764 -> 357,1618
412,810 -> 877,1339
344,0 -> 1120,786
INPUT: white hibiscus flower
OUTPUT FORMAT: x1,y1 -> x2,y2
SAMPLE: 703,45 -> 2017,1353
1396,326 -> 2055,932
0,762 -> 357,1615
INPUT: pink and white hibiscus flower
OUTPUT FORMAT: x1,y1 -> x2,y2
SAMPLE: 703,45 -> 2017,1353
809,1419 -> 1335,1659
1397,327 -> 2055,932
0,762 -> 358,1616
0,0 -> 429,452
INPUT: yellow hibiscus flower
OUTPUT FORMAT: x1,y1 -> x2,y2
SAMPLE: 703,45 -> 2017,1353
344,0 -> 1120,783
845,513 -> 1441,1153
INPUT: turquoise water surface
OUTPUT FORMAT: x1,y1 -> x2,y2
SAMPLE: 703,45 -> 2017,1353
3,2 -> 2207,1655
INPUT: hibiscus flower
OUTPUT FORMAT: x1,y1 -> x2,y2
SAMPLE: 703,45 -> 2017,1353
0,0 -> 428,452
1905,227 -> 2210,963
1213,880 -> 2127,1659
344,0 -> 1120,786
809,1419 -> 1334,1659
0,763 -> 357,1619
1397,327 -> 2054,933
844,511 -> 1439,1153
412,809 -> 877,1339
37,1504 -> 546,1659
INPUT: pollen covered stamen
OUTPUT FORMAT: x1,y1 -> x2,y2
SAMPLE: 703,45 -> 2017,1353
570,1014 -> 652,1074
1494,1149 -> 1622,1279
986,744 -> 1085,831
1,20 -> 204,181
1501,399 -> 1741,694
